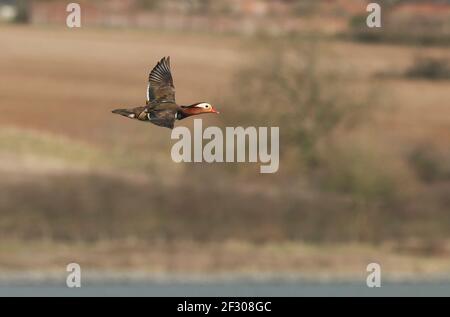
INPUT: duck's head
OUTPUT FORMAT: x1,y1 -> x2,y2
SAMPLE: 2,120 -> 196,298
181,102 -> 219,116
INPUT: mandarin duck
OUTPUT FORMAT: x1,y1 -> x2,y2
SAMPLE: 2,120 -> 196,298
112,57 -> 219,129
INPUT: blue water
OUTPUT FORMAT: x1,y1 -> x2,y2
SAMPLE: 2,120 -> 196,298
1,281 -> 450,296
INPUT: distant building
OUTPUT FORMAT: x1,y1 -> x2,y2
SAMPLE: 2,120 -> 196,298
0,0 -> 30,23
0,0 -> 18,22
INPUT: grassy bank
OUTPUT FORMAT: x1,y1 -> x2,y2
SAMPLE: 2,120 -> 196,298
1,239 -> 450,279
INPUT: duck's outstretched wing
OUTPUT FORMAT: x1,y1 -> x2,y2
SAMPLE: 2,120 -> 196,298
146,56 -> 175,105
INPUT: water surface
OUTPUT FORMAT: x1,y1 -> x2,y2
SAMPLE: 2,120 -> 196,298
1,281 -> 450,296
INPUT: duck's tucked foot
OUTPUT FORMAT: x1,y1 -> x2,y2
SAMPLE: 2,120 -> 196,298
112,108 -> 136,119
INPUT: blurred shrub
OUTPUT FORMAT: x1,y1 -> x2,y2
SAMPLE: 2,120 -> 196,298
348,13 -> 450,46
408,146 -> 450,183
321,146 -> 397,204
292,0 -> 320,17
223,38 -> 370,169
14,0 -> 30,24
405,56 -> 450,80
138,0 -> 164,11
348,14 -> 384,43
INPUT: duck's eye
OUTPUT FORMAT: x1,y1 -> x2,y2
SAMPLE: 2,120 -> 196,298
205,105 -> 210,108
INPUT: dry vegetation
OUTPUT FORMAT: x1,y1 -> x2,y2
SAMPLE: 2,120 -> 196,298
0,25 -> 449,277
348,5 -> 450,46
405,56 -> 450,80
2,240 -> 450,278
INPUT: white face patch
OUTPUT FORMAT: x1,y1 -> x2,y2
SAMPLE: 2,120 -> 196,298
196,103 -> 212,110
128,114 -> 135,118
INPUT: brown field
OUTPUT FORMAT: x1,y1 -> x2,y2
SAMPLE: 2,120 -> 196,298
0,26 -> 240,142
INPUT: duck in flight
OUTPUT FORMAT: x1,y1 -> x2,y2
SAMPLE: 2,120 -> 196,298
112,56 -> 219,129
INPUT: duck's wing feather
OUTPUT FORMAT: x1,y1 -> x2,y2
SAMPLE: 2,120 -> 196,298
148,109 -> 176,129
147,56 -> 175,105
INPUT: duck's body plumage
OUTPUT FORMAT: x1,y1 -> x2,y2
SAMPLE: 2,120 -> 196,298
112,57 -> 218,129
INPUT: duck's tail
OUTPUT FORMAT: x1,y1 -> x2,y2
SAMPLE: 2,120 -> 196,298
112,108 -> 136,119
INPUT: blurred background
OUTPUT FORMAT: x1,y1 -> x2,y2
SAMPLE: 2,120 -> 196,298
0,0 -> 450,295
